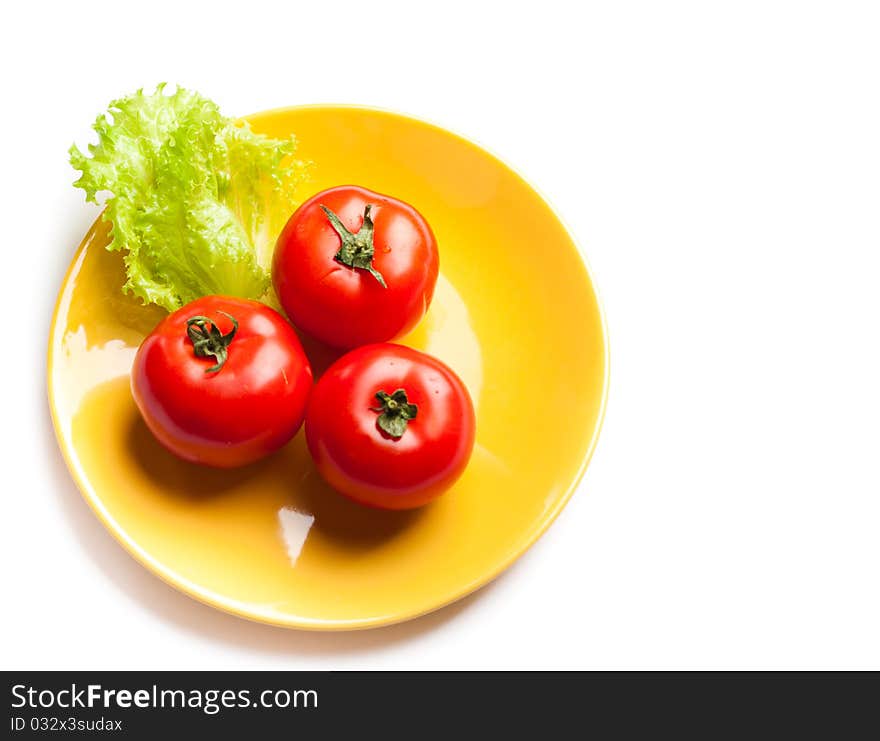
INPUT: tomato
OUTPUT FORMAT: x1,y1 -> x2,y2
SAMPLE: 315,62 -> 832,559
305,343 -> 475,509
273,185 -> 439,349
131,296 -> 312,468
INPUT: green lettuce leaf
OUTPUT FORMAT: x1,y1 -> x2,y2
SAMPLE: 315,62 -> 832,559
69,84 -> 307,311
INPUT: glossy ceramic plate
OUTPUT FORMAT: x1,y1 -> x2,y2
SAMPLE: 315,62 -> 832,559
48,106 -> 608,630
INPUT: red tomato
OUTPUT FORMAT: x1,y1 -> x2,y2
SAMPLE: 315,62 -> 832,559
131,296 -> 312,468
305,343 -> 475,509
273,185 -> 439,349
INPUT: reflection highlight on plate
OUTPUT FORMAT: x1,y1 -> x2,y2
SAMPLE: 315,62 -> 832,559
402,273 -> 483,405
278,507 -> 316,567
55,329 -> 135,431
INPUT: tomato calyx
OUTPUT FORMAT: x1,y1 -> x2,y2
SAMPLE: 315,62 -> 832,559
372,388 -> 418,438
320,204 -> 387,288
185,312 -> 239,374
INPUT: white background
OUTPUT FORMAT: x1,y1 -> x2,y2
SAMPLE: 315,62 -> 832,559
3,0 -> 879,670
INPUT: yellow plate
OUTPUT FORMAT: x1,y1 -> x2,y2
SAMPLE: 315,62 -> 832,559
48,106 -> 608,630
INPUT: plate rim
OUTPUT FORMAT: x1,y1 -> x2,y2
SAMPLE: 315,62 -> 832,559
47,103 -> 610,631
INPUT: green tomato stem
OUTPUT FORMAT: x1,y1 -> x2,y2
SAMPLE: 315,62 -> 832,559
186,311 -> 239,373
321,204 -> 387,287
373,388 -> 418,438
